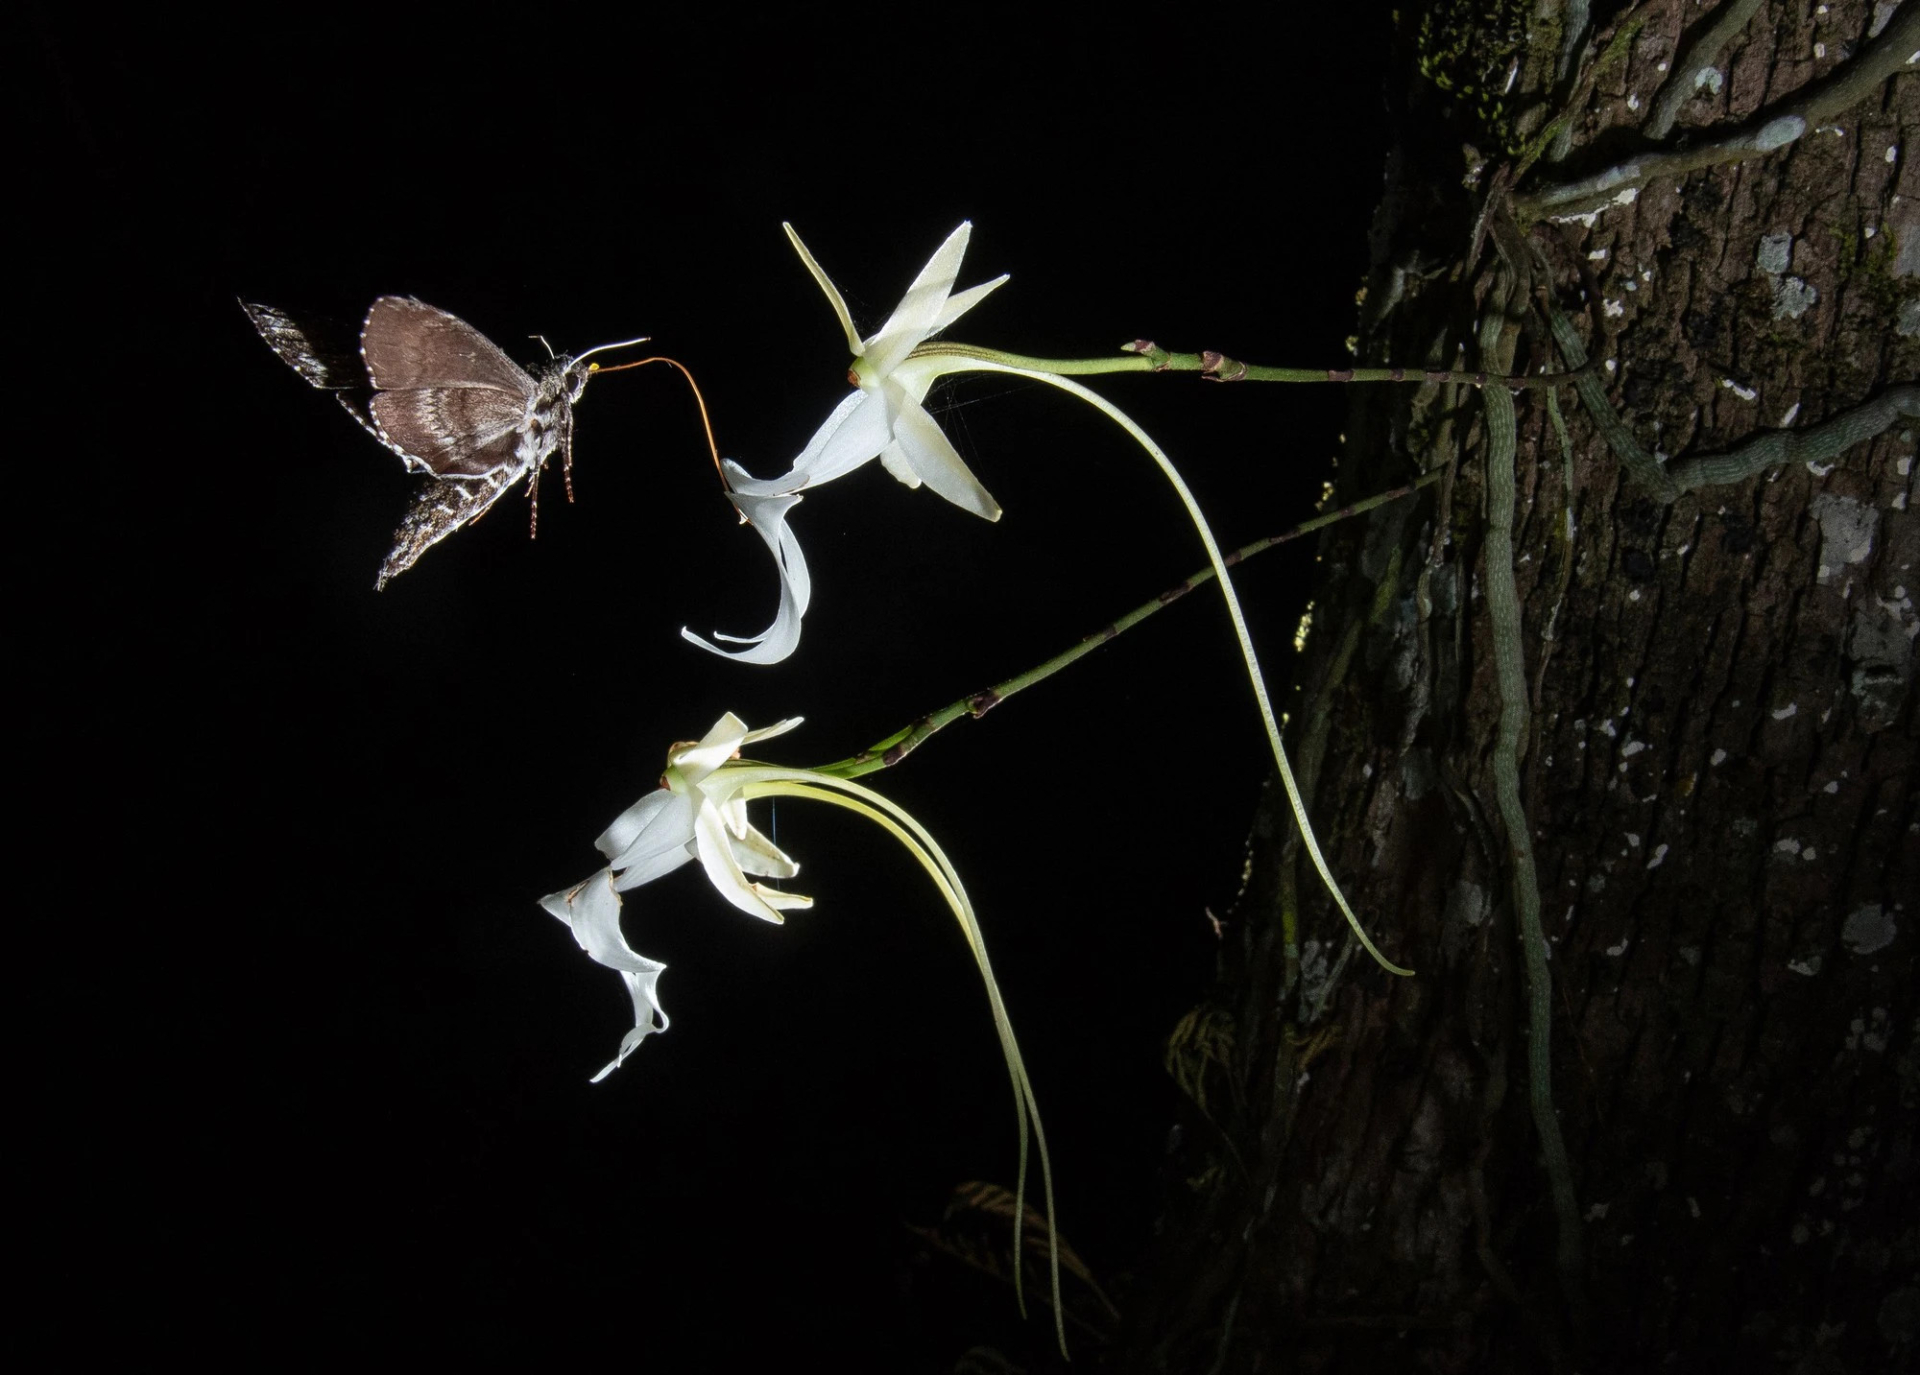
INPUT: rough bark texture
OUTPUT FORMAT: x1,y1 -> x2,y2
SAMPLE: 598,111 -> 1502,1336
1127,3 -> 1918,1371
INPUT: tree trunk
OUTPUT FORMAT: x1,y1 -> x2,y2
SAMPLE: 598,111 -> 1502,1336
1128,3 -> 1918,1371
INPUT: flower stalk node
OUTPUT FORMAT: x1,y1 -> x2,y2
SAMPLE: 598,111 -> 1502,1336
1200,349 -> 1249,383
1121,338 -> 1174,370
967,689 -> 1003,717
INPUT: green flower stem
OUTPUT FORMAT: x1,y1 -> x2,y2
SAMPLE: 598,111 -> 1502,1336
815,471 -> 1443,782
734,769 -> 1065,1356
911,360 -> 1410,977
912,340 -> 1593,390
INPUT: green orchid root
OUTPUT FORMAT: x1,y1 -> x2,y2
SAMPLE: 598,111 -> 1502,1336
915,352 -> 1413,978
727,767 -> 1067,1355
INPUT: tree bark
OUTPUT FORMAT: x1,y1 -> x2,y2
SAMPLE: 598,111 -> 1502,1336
1129,3 -> 1918,1371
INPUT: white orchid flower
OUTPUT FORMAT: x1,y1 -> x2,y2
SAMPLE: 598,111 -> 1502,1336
597,711 -> 813,923
539,710 -> 1067,1351
539,712 -> 810,1080
733,221 -> 1007,521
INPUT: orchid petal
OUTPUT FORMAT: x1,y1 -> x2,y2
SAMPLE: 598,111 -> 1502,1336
692,797 -> 788,923
728,821 -> 800,879
595,788 -> 694,867
864,222 -> 973,377
738,716 -> 806,748
671,712 -> 754,779
932,273 -> 1009,333
886,382 -> 1003,521
784,222 -> 864,357
747,882 -> 814,912
793,389 -> 894,489
610,842 -> 698,892
877,439 -> 925,491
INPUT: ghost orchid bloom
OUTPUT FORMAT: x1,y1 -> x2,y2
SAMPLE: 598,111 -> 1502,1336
735,221 -> 1007,520
540,712 -> 811,1080
540,711 -> 1067,1351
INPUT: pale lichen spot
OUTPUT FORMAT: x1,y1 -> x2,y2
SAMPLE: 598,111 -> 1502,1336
1647,843 -> 1669,870
1711,748 -> 1728,765
1778,402 -> 1801,426
1841,904 -> 1896,955
1756,233 -> 1793,277
1721,377 -> 1758,401
1810,495 -> 1880,584
1788,956 -> 1821,976
1772,703 -> 1798,721
1772,277 -> 1818,320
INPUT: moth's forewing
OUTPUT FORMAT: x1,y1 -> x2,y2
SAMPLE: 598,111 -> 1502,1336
360,296 -> 534,395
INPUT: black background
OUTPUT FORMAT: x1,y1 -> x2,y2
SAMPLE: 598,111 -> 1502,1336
20,9 -> 1392,1366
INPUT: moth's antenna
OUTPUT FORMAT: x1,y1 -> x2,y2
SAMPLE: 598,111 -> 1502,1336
532,333 -> 556,359
573,335 -> 653,365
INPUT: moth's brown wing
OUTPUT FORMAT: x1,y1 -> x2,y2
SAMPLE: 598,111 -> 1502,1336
375,460 -> 523,589
369,387 -> 528,476
361,296 -> 535,393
